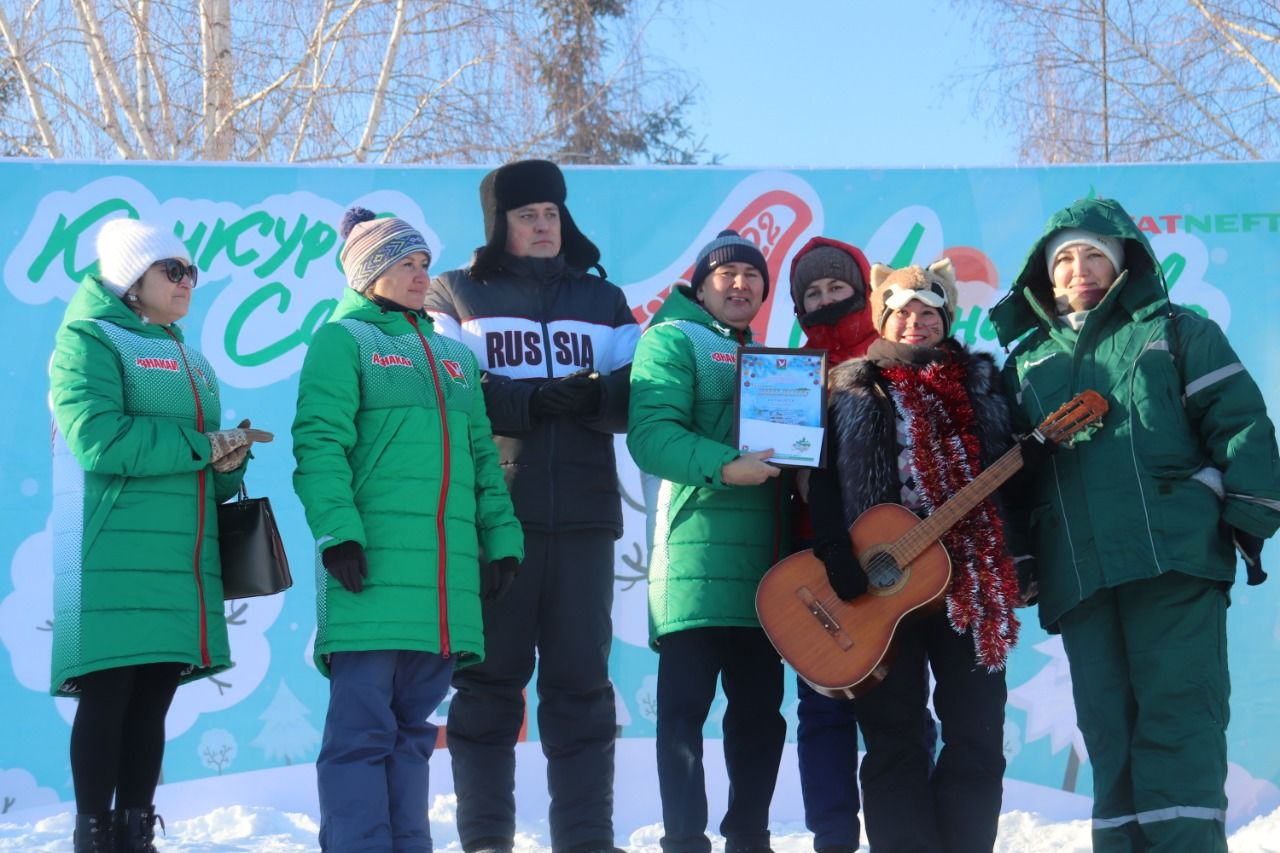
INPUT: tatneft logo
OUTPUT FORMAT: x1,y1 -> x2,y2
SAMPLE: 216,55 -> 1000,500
136,357 -> 180,371
1133,212 -> 1280,234
372,353 -> 414,368
711,352 -> 737,365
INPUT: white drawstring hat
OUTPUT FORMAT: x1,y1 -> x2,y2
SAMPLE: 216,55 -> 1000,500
1044,229 -> 1125,278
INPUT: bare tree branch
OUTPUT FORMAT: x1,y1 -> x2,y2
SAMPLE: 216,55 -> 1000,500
0,4 -> 61,155
72,0 -> 157,157
960,0 -> 1279,162
0,0 -> 700,165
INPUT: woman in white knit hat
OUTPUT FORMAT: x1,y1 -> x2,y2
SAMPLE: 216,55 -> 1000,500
49,217 -> 273,853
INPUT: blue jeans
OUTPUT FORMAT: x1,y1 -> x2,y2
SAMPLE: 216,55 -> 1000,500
318,650 -> 453,852
796,678 -> 861,850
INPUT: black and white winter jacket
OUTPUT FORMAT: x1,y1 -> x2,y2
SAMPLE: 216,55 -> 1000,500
426,254 -> 639,536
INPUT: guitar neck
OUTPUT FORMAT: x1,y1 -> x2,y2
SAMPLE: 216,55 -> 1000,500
890,445 -> 1024,565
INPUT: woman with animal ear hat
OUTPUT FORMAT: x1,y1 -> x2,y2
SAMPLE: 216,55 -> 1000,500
802,258 -> 1021,853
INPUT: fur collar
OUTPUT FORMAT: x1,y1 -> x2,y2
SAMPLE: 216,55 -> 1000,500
826,349 -> 1011,523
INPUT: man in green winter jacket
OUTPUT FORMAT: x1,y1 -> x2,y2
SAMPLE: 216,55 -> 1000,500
991,197 -> 1280,853
628,229 -> 790,853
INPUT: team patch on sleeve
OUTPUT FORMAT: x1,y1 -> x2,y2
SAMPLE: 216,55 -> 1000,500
440,359 -> 469,387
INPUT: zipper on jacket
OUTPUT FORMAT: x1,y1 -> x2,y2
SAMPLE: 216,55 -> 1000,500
539,283 -> 557,530
166,328 -> 212,668
408,315 -> 453,658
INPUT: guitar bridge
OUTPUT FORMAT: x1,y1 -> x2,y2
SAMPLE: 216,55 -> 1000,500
797,587 -> 854,651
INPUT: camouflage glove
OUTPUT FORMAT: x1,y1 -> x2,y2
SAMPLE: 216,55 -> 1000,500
212,444 -> 250,473
206,422 -> 273,464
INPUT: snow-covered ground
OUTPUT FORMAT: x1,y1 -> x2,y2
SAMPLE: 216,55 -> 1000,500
2,740 -> 1277,852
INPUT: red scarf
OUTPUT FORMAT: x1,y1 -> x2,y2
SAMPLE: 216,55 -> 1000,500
882,360 -> 1020,670
803,307 -> 878,368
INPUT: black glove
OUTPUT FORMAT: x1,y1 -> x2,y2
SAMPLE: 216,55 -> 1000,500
529,369 -> 601,419
556,369 -> 602,416
814,538 -> 867,601
530,379 -> 574,418
1017,430 -> 1057,469
481,556 -> 520,601
1014,555 -> 1040,606
322,540 -> 368,593
1233,527 -> 1267,586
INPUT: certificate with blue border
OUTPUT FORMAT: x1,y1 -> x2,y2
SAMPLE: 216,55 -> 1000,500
733,347 -> 828,468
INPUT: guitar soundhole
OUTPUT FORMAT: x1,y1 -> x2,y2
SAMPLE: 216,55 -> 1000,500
864,550 -> 904,591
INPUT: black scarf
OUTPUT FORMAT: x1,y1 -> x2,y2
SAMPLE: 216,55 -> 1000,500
866,336 -> 954,369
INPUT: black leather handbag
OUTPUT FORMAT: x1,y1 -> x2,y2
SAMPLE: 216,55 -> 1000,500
218,483 -> 293,600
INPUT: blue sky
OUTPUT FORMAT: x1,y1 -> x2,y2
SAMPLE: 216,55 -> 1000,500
646,0 -> 1019,167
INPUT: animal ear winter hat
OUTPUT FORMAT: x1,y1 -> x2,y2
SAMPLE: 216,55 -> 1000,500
869,258 -> 958,336
338,207 -> 432,293
472,159 -> 602,275
790,244 -> 864,316
1043,229 -> 1125,278
95,218 -> 191,298
691,229 -> 770,298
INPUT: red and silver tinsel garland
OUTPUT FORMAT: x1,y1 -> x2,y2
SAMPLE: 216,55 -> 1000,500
883,360 -> 1021,670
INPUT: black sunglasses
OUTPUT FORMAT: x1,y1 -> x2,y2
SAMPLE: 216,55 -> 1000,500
151,258 -> 198,286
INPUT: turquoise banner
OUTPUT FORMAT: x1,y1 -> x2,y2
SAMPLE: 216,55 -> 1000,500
1,161 -> 1277,824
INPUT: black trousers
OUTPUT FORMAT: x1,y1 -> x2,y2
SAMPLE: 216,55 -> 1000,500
655,626 -> 786,853
854,612 -> 1006,853
448,529 -> 617,852
70,663 -> 183,814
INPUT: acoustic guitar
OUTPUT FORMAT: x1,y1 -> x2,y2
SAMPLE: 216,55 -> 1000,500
756,389 -> 1108,699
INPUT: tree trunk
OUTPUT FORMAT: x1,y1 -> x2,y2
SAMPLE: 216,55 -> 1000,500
201,0 -> 234,159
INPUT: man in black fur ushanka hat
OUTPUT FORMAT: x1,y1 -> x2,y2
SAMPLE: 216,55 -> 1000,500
425,159 -> 638,853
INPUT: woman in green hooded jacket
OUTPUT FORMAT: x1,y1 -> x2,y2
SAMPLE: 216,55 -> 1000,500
991,196 -> 1280,852
292,207 -> 523,853
50,217 -> 273,852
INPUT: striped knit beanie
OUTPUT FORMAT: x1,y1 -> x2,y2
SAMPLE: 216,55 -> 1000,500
338,207 -> 432,293
691,229 -> 769,297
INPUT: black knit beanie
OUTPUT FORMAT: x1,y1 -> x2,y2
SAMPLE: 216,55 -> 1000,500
690,229 -> 770,298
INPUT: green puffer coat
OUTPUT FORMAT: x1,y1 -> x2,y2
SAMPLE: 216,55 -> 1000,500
991,197 -> 1280,629
49,275 -> 241,696
628,286 -> 789,647
292,289 -> 523,675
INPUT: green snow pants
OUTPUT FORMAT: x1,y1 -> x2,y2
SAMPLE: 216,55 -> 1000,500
1058,570 -> 1229,853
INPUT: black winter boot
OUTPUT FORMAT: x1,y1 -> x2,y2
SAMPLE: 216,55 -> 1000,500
73,812 -> 115,853
112,805 -> 163,853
